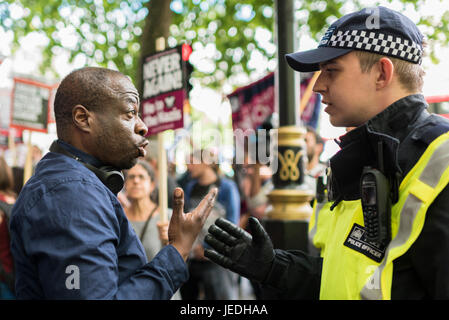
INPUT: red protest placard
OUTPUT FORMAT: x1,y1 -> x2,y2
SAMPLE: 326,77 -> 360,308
141,45 -> 188,136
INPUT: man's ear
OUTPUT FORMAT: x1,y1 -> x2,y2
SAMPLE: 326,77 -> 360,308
375,57 -> 394,90
72,105 -> 93,133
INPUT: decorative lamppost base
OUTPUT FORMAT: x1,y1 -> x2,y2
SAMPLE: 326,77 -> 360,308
266,189 -> 313,220
264,189 -> 314,252
263,125 -> 315,252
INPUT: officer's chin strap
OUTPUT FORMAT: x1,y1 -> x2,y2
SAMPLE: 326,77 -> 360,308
326,166 -> 343,211
329,195 -> 343,211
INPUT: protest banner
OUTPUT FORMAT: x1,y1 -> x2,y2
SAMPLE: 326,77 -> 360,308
229,72 -> 322,131
141,40 -> 191,225
228,72 -> 275,132
10,77 -> 57,133
141,44 -> 191,136
9,77 -> 58,184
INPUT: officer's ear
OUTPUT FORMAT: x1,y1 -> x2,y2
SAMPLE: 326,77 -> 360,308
72,105 -> 94,133
374,57 -> 394,90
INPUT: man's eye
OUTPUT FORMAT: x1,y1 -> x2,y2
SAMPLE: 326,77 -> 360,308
128,110 -> 137,116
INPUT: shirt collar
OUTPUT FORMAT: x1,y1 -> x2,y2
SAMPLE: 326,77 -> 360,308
57,139 -> 103,168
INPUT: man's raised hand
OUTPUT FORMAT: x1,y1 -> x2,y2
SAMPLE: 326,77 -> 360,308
168,187 -> 217,261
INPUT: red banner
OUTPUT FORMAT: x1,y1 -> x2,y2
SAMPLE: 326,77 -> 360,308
300,73 -> 321,129
228,73 -> 275,131
229,72 -> 322,130
141,45 -> 188,136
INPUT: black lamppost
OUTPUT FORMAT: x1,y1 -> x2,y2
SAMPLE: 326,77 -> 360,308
263,0 -> 314,251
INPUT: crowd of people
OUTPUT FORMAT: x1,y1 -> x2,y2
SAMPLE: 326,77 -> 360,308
0,121 -> 326,300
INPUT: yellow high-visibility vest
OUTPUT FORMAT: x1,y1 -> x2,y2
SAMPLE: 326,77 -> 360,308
309,132 -> 449,300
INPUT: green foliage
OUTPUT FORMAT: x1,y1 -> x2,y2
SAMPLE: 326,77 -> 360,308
169,0 -> 274,89
2,0 -> 449,90
1,0 -> 148,81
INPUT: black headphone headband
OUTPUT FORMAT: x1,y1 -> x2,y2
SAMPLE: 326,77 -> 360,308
49,141 -> 124,194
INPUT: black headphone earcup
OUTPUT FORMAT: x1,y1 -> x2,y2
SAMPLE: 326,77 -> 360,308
50,140 -> 124,194
99,167 -> 125,194
86,164 -> 124,194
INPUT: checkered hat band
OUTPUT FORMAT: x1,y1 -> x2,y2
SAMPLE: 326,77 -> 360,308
321,30 -> 422,64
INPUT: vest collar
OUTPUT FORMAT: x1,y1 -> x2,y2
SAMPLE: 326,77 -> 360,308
366,94 -> 428,142
339,94 -> 428,148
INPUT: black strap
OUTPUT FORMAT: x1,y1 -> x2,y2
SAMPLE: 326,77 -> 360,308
139,206 -> 158,243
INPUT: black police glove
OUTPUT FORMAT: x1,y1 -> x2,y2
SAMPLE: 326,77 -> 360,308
204,217 -> 275,283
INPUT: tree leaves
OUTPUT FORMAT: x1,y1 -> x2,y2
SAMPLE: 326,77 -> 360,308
2,0 -> 449,91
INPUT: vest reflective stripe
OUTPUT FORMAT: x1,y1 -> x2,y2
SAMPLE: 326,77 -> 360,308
308,199 -> 325,246
361,133 -> 449,299
309,200 -> 333,256
314,132 -> 449,300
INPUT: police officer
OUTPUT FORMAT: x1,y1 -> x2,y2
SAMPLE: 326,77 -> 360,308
204,7 -> 449,299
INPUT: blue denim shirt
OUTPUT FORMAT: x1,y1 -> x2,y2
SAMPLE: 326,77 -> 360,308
10,141 -> 188,299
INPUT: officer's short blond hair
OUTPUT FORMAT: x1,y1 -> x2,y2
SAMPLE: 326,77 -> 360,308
354,50 -> 425,93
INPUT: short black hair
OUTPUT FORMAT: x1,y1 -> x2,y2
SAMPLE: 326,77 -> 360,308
54,67 -> 126,139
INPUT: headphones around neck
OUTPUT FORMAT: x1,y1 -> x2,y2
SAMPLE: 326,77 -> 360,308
49,141 -> 124,194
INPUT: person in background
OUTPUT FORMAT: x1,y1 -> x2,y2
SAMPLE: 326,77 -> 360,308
144,151 -> 179,210
237,153 -> 273,300
304,126 -> 327,198
305,126 -> 326,179
123,160 -> 181,300
0,156 -> 16,299
240,156 -> 273,227
181,149 -> 240,300
177,167 -> 192,191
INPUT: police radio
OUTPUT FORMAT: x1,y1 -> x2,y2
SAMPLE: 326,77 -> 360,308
360,142 -> 391,248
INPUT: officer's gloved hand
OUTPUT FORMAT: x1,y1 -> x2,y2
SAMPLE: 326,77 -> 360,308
204,217 -> 275,283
